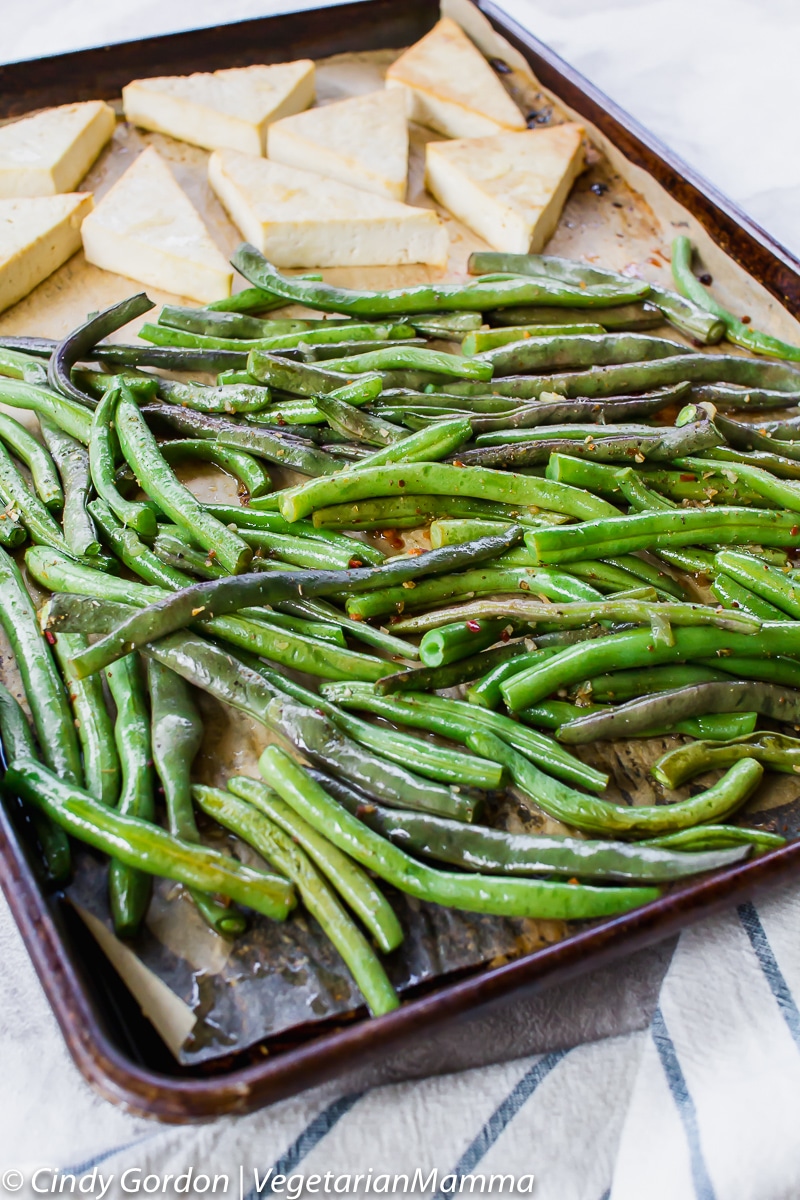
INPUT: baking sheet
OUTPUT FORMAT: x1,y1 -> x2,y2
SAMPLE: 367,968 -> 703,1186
1,8 -> 797,1066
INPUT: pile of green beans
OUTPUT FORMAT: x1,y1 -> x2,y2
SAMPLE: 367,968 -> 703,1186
5,239 -> 800,1026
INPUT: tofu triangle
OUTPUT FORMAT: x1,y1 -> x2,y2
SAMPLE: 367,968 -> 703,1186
426,125 -> 585,253
386,17 -> 526,138
123,61 -> 315,154
208,148 -> 447,268
81,147 -> 232,302
0,101 -> 115,197
267,90 -> 408,201
0,192 -> 93,313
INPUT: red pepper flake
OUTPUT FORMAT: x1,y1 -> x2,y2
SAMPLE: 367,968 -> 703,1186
453,460 -> 465,468
348,558 -> 363,569
567,877 -> 580,885
792,526 -> 799,537
44,630 -> 56,645
741,315 -> 752,325
501,629 -> 511,642
466,620 -> 482,632
398,479 -> 406,487
680,473 -> 697,482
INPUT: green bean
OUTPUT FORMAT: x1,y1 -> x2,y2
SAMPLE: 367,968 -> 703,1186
39,419 -> 98,557
474,332 -> 690,377
446,354 -> 800,400
465,648 -> 561,709
683,454 -> 800,516
347,564 -> 601,621
0,379 -> 92,445
557,679 -> 800,743
0,548 -> 82,787
216,425 -> 343,476
0,436 -> 75,556
115,393 -> 252,574
94,343 -> 249,373
488,302 -> 663,331
104,654 -> 154,936
656,547 -> 717,575
468,729 -> 763,838
51,632 -> 120,807
376,640 -> 568,696
90,386 -> 158,537
418,618 -> 511,668
0,507 -> 27,550
202,503 -> 385,566
310,495 -> 563,531
234,245 -> 651,315
349,419 -> 473,473
30,547 -> 392,685
227,774 -> 403,952
269,698 -> 479,821
429,518 -> 512,546
245,349 -> 381,395
9,758 -> 295,918
572,556 -> 684,599
314,394 -> 403,449
462,324 -> 606,354
476,421 -> 677,449
692,384 -> 800,411
339,793 -> 748,881
207,283 -> 318,314
653,731 -> 800,789
158,378 -> 272,415
644,826 -> 785,852
67,526 -> 526,676
0,681 -> 71,882
525,508 -> 800,565
468,252 -> 728,344
48,293 -> 155,406
672,236 -> 800,360
238,528 -> 369,571
0,412 -> 62,511
148,661 -> 246,936
390,596 -> 756,641
585,664 -> 732,703
320,346 -> 494,381
152,533 -> 226,580
470,387 -> 693,435
320,681 -> 607,793
523,699 -> 757,740
460,419 -> 720,468
0,346 -> 49,385
158,438 -> 272,500
695,655 -> 800,689
711,573 -> 787,621
714,550 -> 800,619
194,784 -> 397,1014
281,463 -> 618,524
259,745 -> 660,918
405,312 -> 484,337
501,623 -> 800,711
160,304 -> 308,338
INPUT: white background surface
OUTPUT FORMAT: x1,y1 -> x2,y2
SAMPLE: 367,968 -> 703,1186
3,0 -> 800,254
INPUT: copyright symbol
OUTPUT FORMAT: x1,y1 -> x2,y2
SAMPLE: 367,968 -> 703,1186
1,1171 -> 23,1192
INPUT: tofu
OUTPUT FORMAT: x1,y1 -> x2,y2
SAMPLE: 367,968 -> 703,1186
123,61 -> 315,155
0,193 -> 93,314
425,124 -> 585,253
81,147 -> 232,302
267,90 -> 408,202
0,101 -> 115,198
386,17 -> 525,139
208,149 -> 447,269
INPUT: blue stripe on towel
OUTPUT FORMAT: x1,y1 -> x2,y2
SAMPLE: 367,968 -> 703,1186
738,900 -> 800,1051
651,1006 -> 716,1200
433,1049 -> 567,1199
246,1091 -> 364,1199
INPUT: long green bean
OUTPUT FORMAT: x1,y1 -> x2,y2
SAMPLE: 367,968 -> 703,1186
227,774 -> 403,953
259,745 -> 660,918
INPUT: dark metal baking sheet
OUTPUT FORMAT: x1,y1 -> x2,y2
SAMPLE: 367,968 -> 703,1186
2,0 -> 800,1120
